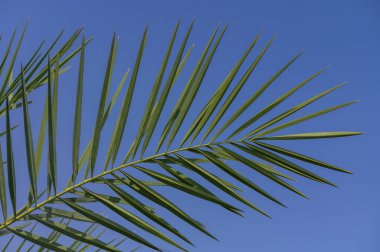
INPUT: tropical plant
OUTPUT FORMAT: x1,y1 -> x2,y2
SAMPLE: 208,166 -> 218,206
0,20 -> 361,251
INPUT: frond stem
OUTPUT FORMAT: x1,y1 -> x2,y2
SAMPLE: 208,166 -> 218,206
0,138 -> 243,231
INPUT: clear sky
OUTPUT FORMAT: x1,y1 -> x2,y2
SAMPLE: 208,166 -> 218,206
0,0 -> 379,251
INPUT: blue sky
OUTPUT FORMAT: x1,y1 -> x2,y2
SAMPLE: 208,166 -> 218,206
0,0 -> 379,251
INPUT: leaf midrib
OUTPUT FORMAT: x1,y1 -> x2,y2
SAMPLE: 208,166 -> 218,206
0,138 -> 243,230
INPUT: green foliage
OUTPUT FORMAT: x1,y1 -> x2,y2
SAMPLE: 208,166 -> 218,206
0,21 -> 361,251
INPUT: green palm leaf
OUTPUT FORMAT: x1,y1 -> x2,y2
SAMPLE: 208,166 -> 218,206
21,66 -> 38,204
0,23 -> 360,251
5,98 -> 16,217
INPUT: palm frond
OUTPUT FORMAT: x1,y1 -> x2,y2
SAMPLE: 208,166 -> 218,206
0,22 -> 361,251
